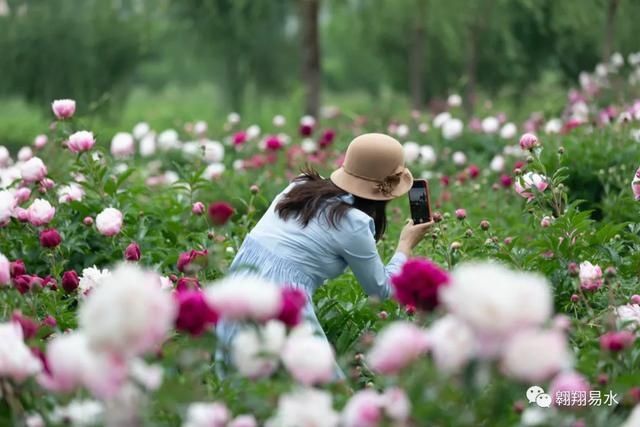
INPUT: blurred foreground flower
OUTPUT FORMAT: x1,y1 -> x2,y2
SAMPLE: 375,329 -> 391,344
51,99 -> 76,120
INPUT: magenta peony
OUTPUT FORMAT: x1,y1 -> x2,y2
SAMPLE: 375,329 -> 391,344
391,258 -> 450,311
277,288 -> 307,327
174,289 -> 219,336
600,330 -> 635,352
39,229 -> 62,248
124,242 -> 141,261
208,201 -> 234,225
61,270 -> 80,293
177,249 -> 208,273
11,310 -> 39,340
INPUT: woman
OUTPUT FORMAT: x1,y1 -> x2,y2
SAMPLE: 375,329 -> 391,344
215,133 -> 433,377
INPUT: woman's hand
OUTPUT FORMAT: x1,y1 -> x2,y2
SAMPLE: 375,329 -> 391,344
397,219 -> 434,257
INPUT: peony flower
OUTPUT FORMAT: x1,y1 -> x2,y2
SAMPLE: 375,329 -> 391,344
57,183 -> 84,203
501,329 -> 572,383
229,415 -> 258,427
452,151 -> 467,165
391,258 -> 450,311
266,388 -> 339,427
514,172 -> 549,200
447,94 -> 462,107
183,402 -> 229,427
139,133 -> 157,157
51,99 -> 76,120
281,323 -> 335,385
341,390 -> 383,427
519,133 -> 539,150
277,288 -> 307,327
419,145 -> 436,166
79,263 -> 177,357
632,168 -> 640,200
132,122 -> 150,139
67,131 -> 96,153
500,122 -> 517,139
208,201 -> 234,225
0,322 -> 42,382
110,132 -> 135,158
0,190 -> 17,224
177,249 -> 208,273
0,253 -> 10,285
481,116 -> 500,134
123,242 -> 141,261
95,207 -> 123,236
205,274 -> 282,321
175,277 -> 200,292
20,157 -> 47,183
38,331 -> 127,398
600,330 -> 635,352
403,142 -> 420,163
203,140 -> 225,163
174,289 -> 219,336
440,262 -> 552,356
549,371 -> 590,408
33,134 -> 48,149
442,118 -> 464,140
367,321 -> 429,375
158,129 -> 180,151
540,216 -> 552,228
10,260 -> 26,277
426,315 -> 476,373
39,228 -> 62,248
265,135 -> 283,151
18,146 -> 33,162
11,311 -> 38,340
615,304 -> 640,330
0,145 -> 11,167
192,201 -> 206,215
50,400 -> 104,426
578,261 -> 603,291
26,199 -> 55,226
78,266 -> 110,296
433,112 -> 452,128
232,131 -> 248,146
232,320 -> 286,378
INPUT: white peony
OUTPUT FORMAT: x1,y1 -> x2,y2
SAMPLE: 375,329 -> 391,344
132,122 -> 151,140
419,145 -> 437,166
402,141 -> 420,163
616,304 -> 640,330
203,163 -> 225,180
481,116 -> 500,134
139,132 -> 157,157
203,140 -> 225,163
79,263 -> 177,357
194,120 -> 208,135
78,266 -> 111,296
0,322 -> 42,382
0,190 -> 17,223
110,132 -> 135,158
447,94 -> 462,107
0,146 -> 11,167
301,138 -> 317,154
490,155 -> 505,172
501,328 -> 572,382
158,129 -> 181,151
18,146 -> 33,162
544,118 -> 563,134
50,400 -> 104,427
442,118 -> 464,140
452,151 -> 467,166
58,183 -> 85,204
227,112 -> 241,125
266,388 -> 339,427
232,321 -> 286,379
441,262 -> 552,354
281,323 -> 335,385
205,274 -> 282,321
433,112 -> 452,128
247,125 -> 261,140
426,315 -> 476,373
500,122 -> 517,139
183,402 -> 229,427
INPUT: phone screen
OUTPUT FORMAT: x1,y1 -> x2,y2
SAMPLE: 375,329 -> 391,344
409,181 -> 431,223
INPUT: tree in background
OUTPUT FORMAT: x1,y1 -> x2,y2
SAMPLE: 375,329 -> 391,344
299,0 -> 322,117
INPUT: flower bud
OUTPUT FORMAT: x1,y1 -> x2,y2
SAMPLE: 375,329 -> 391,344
192,202 -> 205,216
124,242 -> 141,261
450,241 -> 462,251
570,294 -> 580,303
480,220 -> 490,230
39,229 -> 62,248
540,216 -> 552,228
597,373 -> 608,386
432,212 -> 443,222
250,184 -> 260,194
83,216 -> 93,226
567,262 -> 579,277
465,229 -> 473,237
630,294 -> 640,305
378,311 -> 388,320
604,266 -> 616,278
455,209 -> 467,219
519,133 -> 539,150
61,270 -> 79,293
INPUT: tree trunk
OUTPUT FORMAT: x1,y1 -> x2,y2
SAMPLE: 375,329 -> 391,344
602,0 -> 620,62
409,0 -> 427,110
463,0 -> 495,117
300,0 -> 321,118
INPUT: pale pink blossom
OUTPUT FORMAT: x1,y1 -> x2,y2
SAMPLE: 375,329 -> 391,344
27,199 -> 55,226
34,134 -> 48,149
79,264 -> 177,358
501,329 -> 572,383
0,253 -> 9,285
426,315 -> 476,373
205,274 -> 282,321
267,388 -> 339,427
0,322 -> 42,382
0,190 -> 17,224
20,157 -> 47,182
0,146 -> 10,167
281,323 -> 335,385
95,207 -> 123,236
58,183 -> 85,203
381,388 -> 411,421
615,304 -> 640,330
67,131 -> 96,153
110,132 -> 135,158
232,321 -> 285,379
549,371 -> 590,408
341,390 -> 383,427
514,172 -> 548,200
579,261 -> 603,291
229,415 -> 257,427
14,187 -> 31,204
183,402 -> 229,427
367,321 -> 429,375
18,146 -> 33,161
632,167 -> 640,200
51,99 -> 76,119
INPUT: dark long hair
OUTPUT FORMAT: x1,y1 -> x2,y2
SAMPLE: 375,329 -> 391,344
275,166 -> 388,241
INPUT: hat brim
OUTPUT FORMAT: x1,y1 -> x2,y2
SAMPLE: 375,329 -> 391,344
330,167 -> 414,201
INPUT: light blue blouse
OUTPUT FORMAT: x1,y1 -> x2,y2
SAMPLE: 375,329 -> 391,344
215,180 -> 407,374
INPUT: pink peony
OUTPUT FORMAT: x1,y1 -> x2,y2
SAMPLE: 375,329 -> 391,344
391,258 -> 450,311
455,208 -> 467,219
39,228 -> 62,248
0,322 -> 43,382
10,260 -> 26,278
341,390 -> 383,427
14,187 -> 31,204
67,131 -> 95,153
95,207 -> 123,236
183,402 -> 229,427
632,167 -> 640,201
20,157 -> 48,183
319,129 -> 336,147
177,249 -> 208,273
0,254 -> 10,286
27,199 -> 55,226
174,289 -> 219,336
208,201 -> 234,225
367,321 -> 429,375
11,310 -> 39,340
232,131 -> 247,146
176,277 -> 200,292
265,135 -> 283,151
600,330 -> 635,352
51,99 -> 76,120
205,275 -> 282,322
514,172 -> 548,200
281,324 -> 335,386
519,133 -> 539,150
549,371 -> 590,408
277,288 -> 307,327
228,415 -> 257,427
192,201 -> 205,215
124,242 -> 141,261
34,134 -> 48,149
579,261 -> 603,291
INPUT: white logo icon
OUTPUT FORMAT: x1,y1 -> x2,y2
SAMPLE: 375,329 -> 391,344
526,386 -> 552,408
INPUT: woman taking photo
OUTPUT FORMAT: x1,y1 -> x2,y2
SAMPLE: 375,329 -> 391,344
216,133 -> 433,377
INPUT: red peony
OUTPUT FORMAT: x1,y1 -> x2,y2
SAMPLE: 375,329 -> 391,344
176,249 -> 208,273
208,202 -> 234,226
391,258 -> 450,311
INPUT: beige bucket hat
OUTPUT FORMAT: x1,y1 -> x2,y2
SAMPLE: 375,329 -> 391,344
330,133 -> 413,201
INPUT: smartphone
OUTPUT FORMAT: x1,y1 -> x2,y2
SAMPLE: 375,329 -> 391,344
409,179 -> 432,224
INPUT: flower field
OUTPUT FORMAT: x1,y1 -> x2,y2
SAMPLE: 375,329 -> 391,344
2,54 -> 640,427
